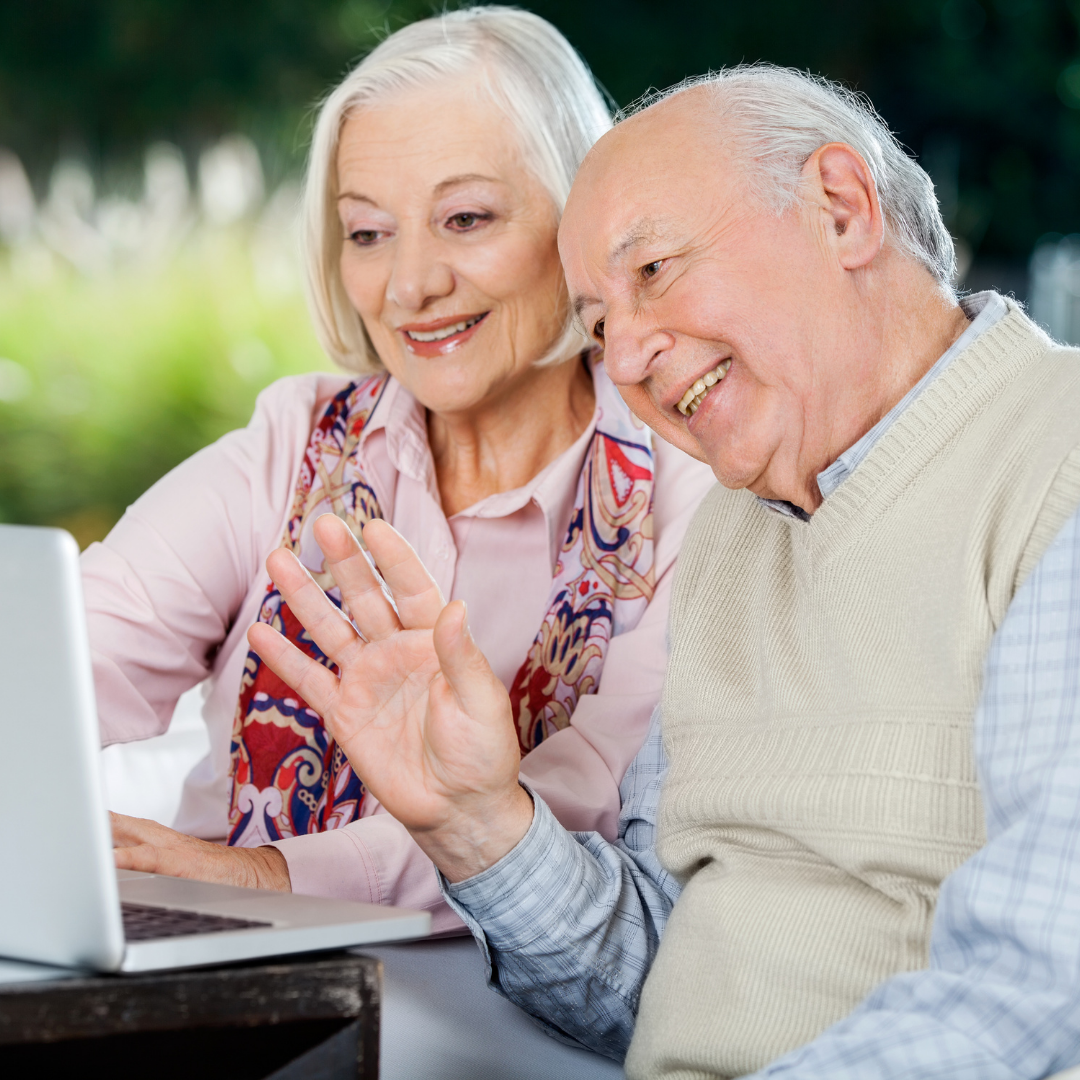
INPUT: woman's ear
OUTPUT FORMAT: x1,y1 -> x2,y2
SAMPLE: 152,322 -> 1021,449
803,142 -> 884,270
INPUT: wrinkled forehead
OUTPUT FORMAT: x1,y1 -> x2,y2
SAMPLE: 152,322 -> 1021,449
562,94 -> 729,254
562,155 -> 662,264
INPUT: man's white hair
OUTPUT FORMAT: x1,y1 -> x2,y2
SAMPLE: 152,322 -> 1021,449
629,66 -> 956,289
302,5 -> 612,373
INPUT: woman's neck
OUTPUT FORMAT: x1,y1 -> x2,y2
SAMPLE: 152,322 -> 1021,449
427,355 -> 596,517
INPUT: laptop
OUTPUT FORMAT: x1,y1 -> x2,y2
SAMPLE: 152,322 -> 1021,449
0,524 -> 430,977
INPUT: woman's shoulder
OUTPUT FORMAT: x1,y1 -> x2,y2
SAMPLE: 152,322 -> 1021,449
145,371 -> 364,519
249,370 -> 359,428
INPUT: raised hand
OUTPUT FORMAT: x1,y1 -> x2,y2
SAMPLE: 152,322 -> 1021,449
247,514 -> 534,882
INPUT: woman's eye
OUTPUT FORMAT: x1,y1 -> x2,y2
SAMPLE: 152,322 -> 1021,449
642,260 -> 663,279
349,229 -> 381,246
593,319 -> 605,342
446,212 -> 489,231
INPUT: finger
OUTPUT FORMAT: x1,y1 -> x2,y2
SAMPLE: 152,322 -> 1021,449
265,545 -> 367,665
114,843 -> 163,874
432,601 -> 511,728
110,811 -> 166,847
363,519 -> 445,630
113,842 -> 219,883
311,514 -> 403,642
110,811 -> 136,845
248,621 -> 341,717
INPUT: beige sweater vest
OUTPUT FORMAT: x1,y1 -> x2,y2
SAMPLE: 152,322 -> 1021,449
627,304 -> 1080,1080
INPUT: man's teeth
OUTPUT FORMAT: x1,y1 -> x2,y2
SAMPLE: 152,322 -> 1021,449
406,315 -> 482,342
676,359 -> 732,416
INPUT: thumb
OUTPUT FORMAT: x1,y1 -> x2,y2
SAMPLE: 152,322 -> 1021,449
432,601 -> 507,725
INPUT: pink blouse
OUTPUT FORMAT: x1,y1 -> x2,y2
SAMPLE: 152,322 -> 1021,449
82,372 -> 714,932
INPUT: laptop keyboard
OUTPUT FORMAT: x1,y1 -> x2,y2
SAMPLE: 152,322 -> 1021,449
121,901 -> 273,941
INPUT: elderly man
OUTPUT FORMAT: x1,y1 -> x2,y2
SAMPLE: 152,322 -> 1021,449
251,67 -> 1080,1078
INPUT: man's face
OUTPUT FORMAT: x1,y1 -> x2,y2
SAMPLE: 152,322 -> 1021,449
559,92 -> 843,500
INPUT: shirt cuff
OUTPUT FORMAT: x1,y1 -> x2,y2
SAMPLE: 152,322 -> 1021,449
439,785 -> 584,953
271,827 -> 380,903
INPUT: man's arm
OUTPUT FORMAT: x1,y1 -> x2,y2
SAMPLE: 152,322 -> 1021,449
753,505 -> 1080,1079
442,711 -> 680,1060
248,515 -> 676,1057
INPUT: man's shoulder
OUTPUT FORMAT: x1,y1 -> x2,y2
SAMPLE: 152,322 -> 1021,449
990,304 -> 1080,425
1029,340 -> 1080,426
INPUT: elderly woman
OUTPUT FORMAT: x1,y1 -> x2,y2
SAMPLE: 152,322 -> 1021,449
93,6 -> 711,934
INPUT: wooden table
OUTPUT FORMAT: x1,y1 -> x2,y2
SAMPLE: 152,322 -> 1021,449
0,951 -> 381,1079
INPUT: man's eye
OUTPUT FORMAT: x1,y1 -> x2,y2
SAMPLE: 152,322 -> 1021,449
642,260 -> 663,279
593,319 -> 605,342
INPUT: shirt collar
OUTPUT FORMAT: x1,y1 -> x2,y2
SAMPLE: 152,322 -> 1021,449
760,290 -> 1008,521
355,376 -> 432,484
357,358 -> 601,567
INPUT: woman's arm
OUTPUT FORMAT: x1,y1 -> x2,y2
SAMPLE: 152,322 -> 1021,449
84,373 -> 349,745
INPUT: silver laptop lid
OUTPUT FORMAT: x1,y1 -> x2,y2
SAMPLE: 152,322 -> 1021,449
0,525 -> 125,969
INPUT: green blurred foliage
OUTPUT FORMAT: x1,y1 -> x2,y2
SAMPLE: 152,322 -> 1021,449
0,0 -> 430,185
2,0 -> 1080,543
0,236 -> 329,546
3,0 -> 1080,258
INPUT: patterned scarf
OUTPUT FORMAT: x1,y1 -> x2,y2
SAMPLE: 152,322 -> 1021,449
227,359 -> 655,846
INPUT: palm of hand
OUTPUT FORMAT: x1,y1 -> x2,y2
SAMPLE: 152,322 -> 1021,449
250,515 -> 523,840
326,627 -> 518,831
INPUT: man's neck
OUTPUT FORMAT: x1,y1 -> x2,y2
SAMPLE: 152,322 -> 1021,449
771,267 -> 970,514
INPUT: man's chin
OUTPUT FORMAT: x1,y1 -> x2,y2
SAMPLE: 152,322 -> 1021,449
695,444 -> 763,492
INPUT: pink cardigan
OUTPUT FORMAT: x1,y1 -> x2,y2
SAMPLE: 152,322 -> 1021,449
83,372 -> 714,931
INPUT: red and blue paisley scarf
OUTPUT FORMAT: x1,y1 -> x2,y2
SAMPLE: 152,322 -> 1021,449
227,359 -> 655,846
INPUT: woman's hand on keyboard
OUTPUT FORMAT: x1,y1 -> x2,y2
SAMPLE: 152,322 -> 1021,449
110,811 -> 292,891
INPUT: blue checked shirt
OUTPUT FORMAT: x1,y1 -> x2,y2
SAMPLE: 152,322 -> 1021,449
444,293 -> 1080,1076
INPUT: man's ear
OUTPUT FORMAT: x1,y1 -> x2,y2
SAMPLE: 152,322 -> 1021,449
803,142 -> 884,270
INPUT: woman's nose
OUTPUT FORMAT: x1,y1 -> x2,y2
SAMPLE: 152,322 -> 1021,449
385,232 -> 454,311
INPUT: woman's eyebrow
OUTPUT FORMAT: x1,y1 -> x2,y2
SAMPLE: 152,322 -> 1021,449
432,173 -> 504,194
337,176 -> 503,204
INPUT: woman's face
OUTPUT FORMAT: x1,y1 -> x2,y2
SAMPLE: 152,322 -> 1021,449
336,79 -> 570,415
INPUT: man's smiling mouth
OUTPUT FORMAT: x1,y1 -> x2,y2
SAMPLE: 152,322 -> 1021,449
676,359 -> 731,416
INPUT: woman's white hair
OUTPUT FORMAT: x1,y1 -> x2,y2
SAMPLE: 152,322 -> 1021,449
629,66 -> 956,289
302,5 -> 613,373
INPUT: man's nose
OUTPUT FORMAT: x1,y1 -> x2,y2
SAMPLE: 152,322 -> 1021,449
386,231 -> 454,311
601,314 -> 675,388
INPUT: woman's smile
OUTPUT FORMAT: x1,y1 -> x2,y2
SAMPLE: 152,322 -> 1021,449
398,311 -> 490,356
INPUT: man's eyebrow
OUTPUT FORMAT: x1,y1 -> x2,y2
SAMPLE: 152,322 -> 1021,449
572,294 -> 600,322
568,220 -> 672,325
608,220 -> 666,266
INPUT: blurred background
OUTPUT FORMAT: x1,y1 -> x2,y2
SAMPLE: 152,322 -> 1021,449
6,0 -> 1080,823
4,0 -> 1080,550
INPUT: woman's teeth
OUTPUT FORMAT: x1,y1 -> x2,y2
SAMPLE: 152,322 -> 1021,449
676,359 -> 732,416
405,315 -> 483,343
